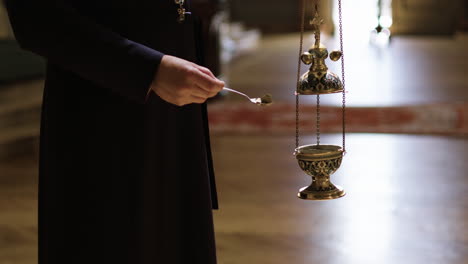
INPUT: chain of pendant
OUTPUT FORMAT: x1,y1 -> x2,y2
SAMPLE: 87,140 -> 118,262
313,0 -> 321,146
295,0 -> 306,149
338,0 -> 346,153
174,0 -> 186,23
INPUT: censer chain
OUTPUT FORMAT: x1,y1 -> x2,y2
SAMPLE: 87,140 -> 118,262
295,0 -> 306,149
338,0 -> 347,153
317,94 -> 320,145
314,0 -> 320,146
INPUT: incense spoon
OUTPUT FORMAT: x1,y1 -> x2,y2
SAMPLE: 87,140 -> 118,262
223,87 -> 273,106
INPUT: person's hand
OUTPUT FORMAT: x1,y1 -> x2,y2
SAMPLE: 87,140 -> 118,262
150,55 -> 224,106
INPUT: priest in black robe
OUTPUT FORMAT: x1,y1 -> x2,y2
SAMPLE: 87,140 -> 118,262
5,0 -> 224,263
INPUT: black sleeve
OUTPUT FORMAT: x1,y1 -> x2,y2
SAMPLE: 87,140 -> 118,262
5,0 -> 164,104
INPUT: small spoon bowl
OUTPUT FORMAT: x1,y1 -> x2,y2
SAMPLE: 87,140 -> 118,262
223,87 -> 273,106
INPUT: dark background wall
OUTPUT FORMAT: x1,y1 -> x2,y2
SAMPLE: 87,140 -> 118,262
391,0 -> 466,35
228,0 -> 466,35
229,0 -> 301,33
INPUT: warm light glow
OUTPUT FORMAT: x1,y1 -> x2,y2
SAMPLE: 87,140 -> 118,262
380,15 -> 393,28
338,135 -> 397,262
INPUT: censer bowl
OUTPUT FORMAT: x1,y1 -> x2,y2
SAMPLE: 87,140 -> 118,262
294,144 -> 345,200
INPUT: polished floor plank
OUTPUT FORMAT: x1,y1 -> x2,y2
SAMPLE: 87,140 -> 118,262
0,155 -> 37,264
1,134 -> 467,263
212,134 -> 468,264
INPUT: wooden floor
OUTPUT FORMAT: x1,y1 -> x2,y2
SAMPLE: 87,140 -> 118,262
212,134 -> 468,264
1,31 -> 468,263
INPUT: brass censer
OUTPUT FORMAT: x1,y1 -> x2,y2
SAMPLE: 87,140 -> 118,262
294,0 -> 347,200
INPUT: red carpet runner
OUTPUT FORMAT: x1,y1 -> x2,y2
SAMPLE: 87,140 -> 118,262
208,102 -> 468,136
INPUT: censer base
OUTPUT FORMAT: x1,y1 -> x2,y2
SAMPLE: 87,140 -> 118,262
298,184 -> 345,200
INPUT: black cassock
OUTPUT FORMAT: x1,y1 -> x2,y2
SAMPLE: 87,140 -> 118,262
5,0 -> 218,263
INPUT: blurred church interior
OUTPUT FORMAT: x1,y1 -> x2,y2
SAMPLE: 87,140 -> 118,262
0,0 -> 467,263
